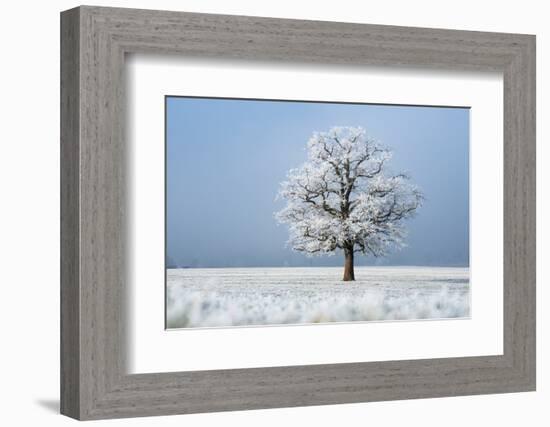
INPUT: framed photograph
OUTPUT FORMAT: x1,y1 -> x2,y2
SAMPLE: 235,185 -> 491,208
164,97 -> 466,330
61,6 -> 535,420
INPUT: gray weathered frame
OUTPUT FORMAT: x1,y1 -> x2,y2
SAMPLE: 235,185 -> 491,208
60,5 -> 536,420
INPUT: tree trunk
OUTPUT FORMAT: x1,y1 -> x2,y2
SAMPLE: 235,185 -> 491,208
343,247 -> 355,281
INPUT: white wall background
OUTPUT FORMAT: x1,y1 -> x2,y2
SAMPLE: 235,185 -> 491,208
0,0 -> 546,425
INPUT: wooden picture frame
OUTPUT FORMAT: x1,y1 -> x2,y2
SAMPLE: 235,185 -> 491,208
60,5 -> 536,420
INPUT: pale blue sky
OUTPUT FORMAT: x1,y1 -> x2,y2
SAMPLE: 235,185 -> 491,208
166,97 -> 469,268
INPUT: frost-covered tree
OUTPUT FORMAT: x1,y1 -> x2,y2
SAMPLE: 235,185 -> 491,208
276,126 -> 423,281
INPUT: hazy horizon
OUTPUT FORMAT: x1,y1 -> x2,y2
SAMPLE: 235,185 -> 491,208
166,265 -> 469,269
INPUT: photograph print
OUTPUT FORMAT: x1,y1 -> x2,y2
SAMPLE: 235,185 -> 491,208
166,96 -> 470,329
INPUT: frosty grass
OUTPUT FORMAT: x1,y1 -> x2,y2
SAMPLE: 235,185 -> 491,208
166,266 -> 469,329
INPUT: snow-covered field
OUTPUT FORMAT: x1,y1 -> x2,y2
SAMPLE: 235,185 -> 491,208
166,267 -> 469,329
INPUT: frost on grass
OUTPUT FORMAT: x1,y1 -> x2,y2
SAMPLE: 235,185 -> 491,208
166,267 -> 470,329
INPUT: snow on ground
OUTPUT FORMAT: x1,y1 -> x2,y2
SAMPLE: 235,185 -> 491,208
166,266 -> 469,329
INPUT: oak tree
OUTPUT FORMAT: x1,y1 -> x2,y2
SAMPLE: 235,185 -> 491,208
276,126 -> 422,281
